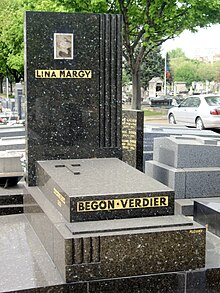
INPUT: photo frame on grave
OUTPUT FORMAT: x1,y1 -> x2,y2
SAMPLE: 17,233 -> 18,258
54,33 -> 74,59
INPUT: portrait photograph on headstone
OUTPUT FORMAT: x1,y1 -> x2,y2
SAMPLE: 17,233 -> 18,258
54,33 -> 73,59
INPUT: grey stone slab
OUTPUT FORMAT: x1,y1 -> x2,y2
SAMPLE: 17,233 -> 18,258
0,151 -> 23,173
193,199 -> 220,243
143,151 -> 153,172
145,160 -> 186,199
0,137 -> 25,151
143,126 -> 219,152
66,214 -> 194,235
176,197 -> 220,217
0,125 -> 25,138
0,214 -> 64,293
153,136 -> 220,168
146,160 -> 220,199
185,167 -> 220,198
175,199 -> 194,216
143,132 -> 167,151
206,232 -> 220,269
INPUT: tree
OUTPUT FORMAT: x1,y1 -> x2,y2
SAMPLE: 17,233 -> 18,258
53,0 -> 220,108
122,47 -> 164,90
169,48 -> 187,59
169,48 -> 220,86
0,0 -> 68,84
0,0 -> 24,83
174,60 -> 199,86
213,61 -> 220,82
140,48 -> 164,90
114,0 -> 220,109
197,62 -> 216,82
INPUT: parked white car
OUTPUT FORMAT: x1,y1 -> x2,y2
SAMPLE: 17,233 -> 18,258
168,94 -> 220,129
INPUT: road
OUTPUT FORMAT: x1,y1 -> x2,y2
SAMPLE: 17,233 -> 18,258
144,116 -> 220,134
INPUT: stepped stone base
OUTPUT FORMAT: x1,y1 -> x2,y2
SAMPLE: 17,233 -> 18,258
0,213 -> 220,293
24,184 -> 206,283
0,183 -> 24,215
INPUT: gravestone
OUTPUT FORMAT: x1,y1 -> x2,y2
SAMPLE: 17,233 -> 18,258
25,11 -> 122,186
21,10 -> 207,290
194,199 -> 220,237
146,135 -> 220,198
122,109 -> 144,171
15,83 -> 23,119
143,125 -> 220,171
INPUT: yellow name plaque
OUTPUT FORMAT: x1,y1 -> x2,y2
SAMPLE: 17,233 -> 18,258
76,196 -> 168,212
35,69 -> 92,79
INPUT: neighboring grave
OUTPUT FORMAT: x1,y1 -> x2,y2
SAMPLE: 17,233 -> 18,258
143,125 -> 220,170
0,137 -> 25,151
0,150 -> 23,187
122,110 -> 144,171
25,11 -> 122,186
0,125 -> 25,138
146,135 -> 220,198
194,199 -> 220,237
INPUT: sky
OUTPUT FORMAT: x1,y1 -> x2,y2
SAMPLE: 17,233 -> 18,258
162,24 -> 220,58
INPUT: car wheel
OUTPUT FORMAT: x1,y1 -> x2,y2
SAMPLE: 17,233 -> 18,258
169,114 -> 176,124
196,117 -> 204,130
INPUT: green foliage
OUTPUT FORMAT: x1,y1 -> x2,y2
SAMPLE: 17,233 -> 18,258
0,0 -> 69,82
197,62 -> 216,82
212,61 -> 220,82
169,48 -> 186,59
174,61 -> 200,86
169,48 -> 220,86
141,48 -> 164,89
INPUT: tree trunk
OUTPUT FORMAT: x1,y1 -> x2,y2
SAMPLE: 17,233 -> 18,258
131,70 -> 141,110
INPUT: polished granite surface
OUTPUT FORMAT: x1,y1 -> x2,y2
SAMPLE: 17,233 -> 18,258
24,185 -> 206,283
1,214 -> 220,292
122,110 -> 144,172
36,158 -> 175,222
25,12 -> 122,186
0,214 -> 63,292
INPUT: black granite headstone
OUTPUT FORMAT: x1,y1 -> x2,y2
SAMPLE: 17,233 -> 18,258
25,11 -> 122,185
122,110 -> 144,171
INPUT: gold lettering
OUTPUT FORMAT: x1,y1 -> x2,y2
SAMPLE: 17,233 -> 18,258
189,229 -> 204,234
35,70 -> 92,78
53,188 -> 66,205
76,196 -> 169,212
